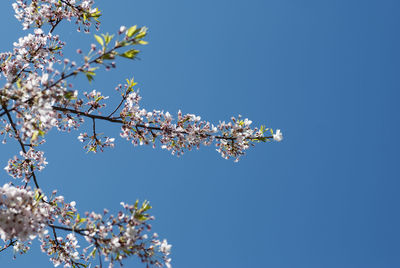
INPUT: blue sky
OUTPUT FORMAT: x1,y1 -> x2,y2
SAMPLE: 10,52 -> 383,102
1,0 -> 400,267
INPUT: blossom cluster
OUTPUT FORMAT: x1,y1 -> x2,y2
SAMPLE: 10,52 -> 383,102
4,149 -> 47,182
1,28 -> 64,82
39,199 -> 171,268
0,184 -> 50,242
83,89 -> 109,112
0,182 -> 171,268
41,233 -> 81,267
12,0 -> 100,31
79,202 -> 172,268
216,116 -> 264,161
0,183 -> 171,268
119,91 -> 218,155
0,27 -> 68,142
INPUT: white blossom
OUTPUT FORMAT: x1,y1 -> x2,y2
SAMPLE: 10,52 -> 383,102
273,129 -> 283,142
0,184 -> 50,242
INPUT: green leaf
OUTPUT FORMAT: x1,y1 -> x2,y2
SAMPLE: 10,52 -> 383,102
38,129 -> 45,137
31,131 -> 39,142
64,91 -> 77,100
117,40 -> 128,47
126,25 -> 138,38
90,247 -> 97,258
86,73 -> 94,83
135,27 -> 148,39
94,34 -> 104,46
90,8 -> 101,19
119,49 -> 139,59
135,215 -> 148,221
100,52 -> 116,60
101,33 -> 114,46
251,137 -> 267,143
142,200 -> 152,212
126,77 -> 138,89
91,248 -> 96,257
137,40 -> 148,45
16,79 -> 22,89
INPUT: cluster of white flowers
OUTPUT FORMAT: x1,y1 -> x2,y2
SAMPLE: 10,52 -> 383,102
1,29 -> 64,83
273,129 -> 283,142
120,98 -> 217,156
41,233 -> 81,267
4,149 -> 47,181
0,26 -> 68,142
83,89 -> 109,112
79,202 -> 172,268
14,74 -> 62,141
215,116 -> 261,161
12,0 -> 99,31
36,200 -> 172,268
0,184 -> 50,242
13,240 -> 31,255
77,131 -> 116,152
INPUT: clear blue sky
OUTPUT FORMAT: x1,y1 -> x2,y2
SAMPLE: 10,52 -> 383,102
1,0 -> 400,267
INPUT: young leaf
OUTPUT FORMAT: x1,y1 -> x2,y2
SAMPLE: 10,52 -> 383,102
101,33 -> 114,46
126,25 -> 138,38
86,73 -> 95,83
119,49 -> 139,59
101,52 -> 116,60
138,40 -> 148,45
94,34 -> 104,46
135,28 -> 148,39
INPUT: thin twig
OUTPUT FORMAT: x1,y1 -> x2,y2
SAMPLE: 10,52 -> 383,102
48,224 -> 87,235
107,94 -> 127,118
0,240 -> 16,253
49,19 -> 62,33
52,225 -> 59,246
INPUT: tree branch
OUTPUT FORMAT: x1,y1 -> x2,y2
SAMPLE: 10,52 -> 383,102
52,106 -> 273,141
0,240 -> 16,253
